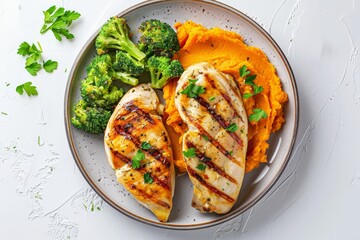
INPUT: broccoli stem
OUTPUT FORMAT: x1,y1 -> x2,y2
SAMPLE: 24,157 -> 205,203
113,72 -> 139,86
111,31 -> 146,61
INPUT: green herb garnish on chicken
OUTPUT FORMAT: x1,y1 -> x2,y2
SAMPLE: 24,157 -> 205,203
95,16 -> 146,62
138,19 -> 180,58
147,56 -> 183,89
71,99 -> 112,134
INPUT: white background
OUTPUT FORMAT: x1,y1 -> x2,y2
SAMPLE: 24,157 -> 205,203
1,0 -> 360,239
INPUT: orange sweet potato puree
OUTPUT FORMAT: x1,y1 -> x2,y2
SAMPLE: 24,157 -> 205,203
163,21 -> 288,173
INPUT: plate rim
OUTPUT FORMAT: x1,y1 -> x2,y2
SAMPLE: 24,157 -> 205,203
64,0 -> 299,230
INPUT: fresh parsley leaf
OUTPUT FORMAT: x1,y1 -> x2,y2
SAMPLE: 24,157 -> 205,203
226,123 -> 238,132
243,93 -> 253,99
43,59 -> 58,73
143,172 -> 153,184
196,163 -> 206,171
17,42 -> 31,56
25,62 -> 42,76
183,148 -> 196,158
249,108 -> 268,122
180,79 -> 205,98
201,134 -> 209,141
240,65 -> 250,78
140,141 -> 151,150
16,82 -> 38,96
1,112 -> 7,115
131,149 -> 145,169
209,96 -> 216,101
17,42 -> 47,76
40,6 -> 81,41
245,75 -> 257,86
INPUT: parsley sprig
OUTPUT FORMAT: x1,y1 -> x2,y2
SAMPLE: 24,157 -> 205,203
196,163 -> 206,171
143,172 -> 153,184
16,82 -> 38,96
131,149 -> 145,169
240,65 -> 263,99
40,5 -> 81,41
249,108 -> 268,122
183,147 -> 196,158
226,123 -> 238,132
17,41 -> 58,76
180,79 -> 205,98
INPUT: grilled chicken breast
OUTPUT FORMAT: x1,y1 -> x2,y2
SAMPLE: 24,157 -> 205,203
104,84 -> 175,222
175,62 -> 248,214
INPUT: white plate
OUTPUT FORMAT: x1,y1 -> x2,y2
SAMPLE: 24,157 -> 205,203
64,0 -> 298,230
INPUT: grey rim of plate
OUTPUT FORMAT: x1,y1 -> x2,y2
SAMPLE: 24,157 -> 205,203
64,0 -> 299,230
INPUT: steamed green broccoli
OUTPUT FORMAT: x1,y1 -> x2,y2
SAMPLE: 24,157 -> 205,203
95,16 -> 146,61
71,99 -> 112,134
138,19 -> 180,58
112,50 -> 145,76
81,54 -> 125,109
147,55 -> 184,89
87,54 -> 139,87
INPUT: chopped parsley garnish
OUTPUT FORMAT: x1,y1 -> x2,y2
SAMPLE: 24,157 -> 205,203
131,149 -> 145,169
43,59 -> 58,73
143,172 -> 153,184
226,123 -> 238,132
228,150 -> 233,156
240,65 -> 251,78
196,163 -> 206,171
201,134 -> 209,141
16,82 -> 38,96
240,65 -> 264,99
1,112 -> 8,115
249,108 -> 268,122
180,79 -> 205,98
209,96 -> 216,101
140,141 -> 151,150
183,147 -> 196,158
40,5 -> 81,41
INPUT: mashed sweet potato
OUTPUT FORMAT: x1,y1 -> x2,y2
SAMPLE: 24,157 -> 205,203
163,21 -> 288,173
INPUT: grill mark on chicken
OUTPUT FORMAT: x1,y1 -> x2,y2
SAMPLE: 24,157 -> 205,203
187,166 -> 234,203
119,101 -> 155,125
185,141 -> 238,184
206,76 -> 244,123
130,187 -> 171,209
182,111 -> 243,168
194,96 -> 243,146
113,108 -> 172,168
111,150 -> 170,190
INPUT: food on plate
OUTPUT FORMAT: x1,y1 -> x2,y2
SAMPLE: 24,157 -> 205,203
72,17 -> 183,134
104,84 -> 175,222
175,62 -> 248,213
164,21 -> 288,172
71,99 -> 112,134
148,56 -> 183,89
138,19 -> 180,58
95,17 -> 146,61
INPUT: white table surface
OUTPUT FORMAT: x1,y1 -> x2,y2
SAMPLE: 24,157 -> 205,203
1,0 -> 360,239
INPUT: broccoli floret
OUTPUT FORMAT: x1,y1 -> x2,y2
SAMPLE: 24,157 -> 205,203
87,54 -> 139,89
138,19 -> 180,58
80,74 -> 124,109
81,54 -> 125,109
147,56 -> 184,89
95,16 -> 146,61
113,51 -> 145,76
71,99 -> 112,134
